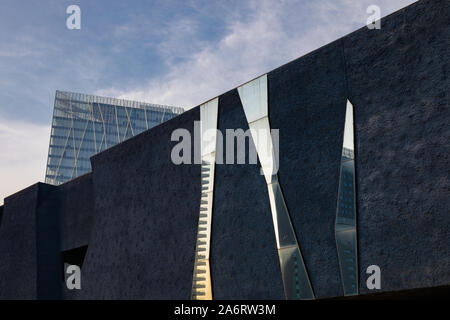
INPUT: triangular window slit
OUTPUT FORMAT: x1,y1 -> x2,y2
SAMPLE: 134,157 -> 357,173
335,99 -> 359,296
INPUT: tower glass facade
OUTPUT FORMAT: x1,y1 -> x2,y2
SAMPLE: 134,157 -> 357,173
45,90 -> 183,185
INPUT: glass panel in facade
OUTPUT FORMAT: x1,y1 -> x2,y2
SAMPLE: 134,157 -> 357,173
335,99 -> 358,296
45,90 -> 183,185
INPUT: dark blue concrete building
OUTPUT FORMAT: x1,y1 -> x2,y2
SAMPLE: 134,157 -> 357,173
0,0 -> 448,299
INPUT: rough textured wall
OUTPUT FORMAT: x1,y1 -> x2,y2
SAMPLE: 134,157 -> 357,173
211,90 -> 285,299
59,173 -> 94,251
343,0 -> 449,293
0,184 -> 40,299
77,108 -> 200,299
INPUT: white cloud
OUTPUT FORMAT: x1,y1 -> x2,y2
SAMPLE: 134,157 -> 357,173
96,0 -> 416,109
0,118 -> 50,205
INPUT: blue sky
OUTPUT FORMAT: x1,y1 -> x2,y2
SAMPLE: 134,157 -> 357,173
0,0 -> 416,203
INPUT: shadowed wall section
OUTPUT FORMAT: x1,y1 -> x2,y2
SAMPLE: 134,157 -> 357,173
0,185 -> 40,299
0,206 -> 3,228
0,184 -> 62,299
77,108 -> 200,299
59,174 -> 94,252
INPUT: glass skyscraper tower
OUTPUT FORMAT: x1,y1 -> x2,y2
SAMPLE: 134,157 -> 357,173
45,90 -> 183,185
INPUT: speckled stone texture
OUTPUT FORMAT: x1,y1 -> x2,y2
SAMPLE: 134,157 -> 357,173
0,184 -> 40,299
76,108 -> 200,299
210,90 -> 284,299
0,183 -> 62,299
343,0 -> 449,294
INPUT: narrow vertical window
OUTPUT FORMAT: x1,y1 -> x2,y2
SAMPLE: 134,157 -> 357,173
191,98 -> 219,300
335,99 -> 358,296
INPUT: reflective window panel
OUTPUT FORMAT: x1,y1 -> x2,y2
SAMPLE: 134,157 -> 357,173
237,74 -> 268,123
267,182 -> 297,248
279,246 -> 315,300
335,99 -> 358,296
